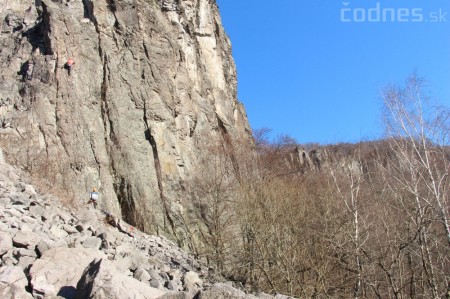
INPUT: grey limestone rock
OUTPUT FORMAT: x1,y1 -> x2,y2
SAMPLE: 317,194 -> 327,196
165,280 -> 179,291
63,224 -> 79,234
12,231 -> 42,249
183,271 -> 203,293
17,256 -> 36,269
74,258 -> 167,299
0,266 -> 33,299
82,237 -> 102,250
13,248 -> 37,259
0,0 -> 251,235
28,204 -> 46,220
156,292 -> 193,299
23,184 -> 36,196
29,247 -> 106,298
5,207 -> 22,218
134,267 -> 151,282
0,231 -> 13,256
201,283 -> 259,299
49,225 -> 69,239
57,210 -> 74,224
150,278 -> 162,289
35,240 -> 51,257
1,251 -> 18,267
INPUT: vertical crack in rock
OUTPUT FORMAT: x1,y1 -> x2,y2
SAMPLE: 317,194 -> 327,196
116,177 -> 137,225
143,110 -> 176,236
54,54 -> 60,85
37,124 -> 49,160
143,42 -> 150,60
53,65 -> 70,160
86,1 -> 104,182
100,54 -> 118,198
105,0 -> 120,32
217,116 -> 240,182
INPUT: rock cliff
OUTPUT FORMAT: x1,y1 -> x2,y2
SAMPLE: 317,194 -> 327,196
0,0 -> 251,232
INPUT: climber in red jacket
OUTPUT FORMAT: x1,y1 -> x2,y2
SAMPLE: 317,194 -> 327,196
65,58 -> 75,76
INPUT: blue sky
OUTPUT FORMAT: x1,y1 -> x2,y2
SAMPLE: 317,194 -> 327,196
216,0 -> 450,144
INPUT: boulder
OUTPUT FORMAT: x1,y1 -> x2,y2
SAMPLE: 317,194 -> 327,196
42,207 -> 59,222
165,280 -> 179,291
49,225 -> 69,239
82,237 -> 102,250
57,210 -> 74,224
0,231 -> 13,256
0,266 -> 33,299
150,278 -> 162,289
66,233 -> 87,248
1,253 -> 18,267
0,165 -> 19,186
36,239 -> 54,257
74,258 -> 167,299
9,192 -> 31,206
114,243 -> 148,272
201,283 -> 259,299
29,247 -> 105,298
183,271 -> 203,293
50,225 -> 68,239
160,271 -> 170,283
4,207 -> 23,218
17,256 -> 36,269
28,205 -> 46,220
97,232 -> 115,250
134,267 -> 151,282
77,209 -> 99,224
24,184 -> 36,196
63,224 -> 79,234
13,231 -> 41,249
13,248 -> 37,259
155,292 -> 192,299
18,224 -> 33,232
168,269 -> 181,282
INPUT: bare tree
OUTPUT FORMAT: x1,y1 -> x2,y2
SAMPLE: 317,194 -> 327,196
382,74 -> 450,298
382,75 -> 450,247
330,155 -> 370,299
187,146 -> 239,273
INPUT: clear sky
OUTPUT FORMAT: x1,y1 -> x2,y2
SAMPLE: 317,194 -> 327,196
216,0 -> 450,144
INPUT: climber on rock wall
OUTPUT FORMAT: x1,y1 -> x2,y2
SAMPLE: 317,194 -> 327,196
64,58 -> 75,76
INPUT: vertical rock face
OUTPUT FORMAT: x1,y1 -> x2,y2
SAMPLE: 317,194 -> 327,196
0,0 -> 251,232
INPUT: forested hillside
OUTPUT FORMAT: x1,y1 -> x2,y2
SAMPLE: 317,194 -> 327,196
181,76 -> 450,298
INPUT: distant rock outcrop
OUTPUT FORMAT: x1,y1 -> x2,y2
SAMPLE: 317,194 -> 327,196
0,0 -> 251,233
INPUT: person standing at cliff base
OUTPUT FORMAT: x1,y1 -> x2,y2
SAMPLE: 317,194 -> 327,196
88,187 -> 98,209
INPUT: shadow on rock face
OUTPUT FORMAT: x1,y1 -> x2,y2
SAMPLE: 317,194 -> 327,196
57,286 -> 77,299
74,258 -> 102,299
